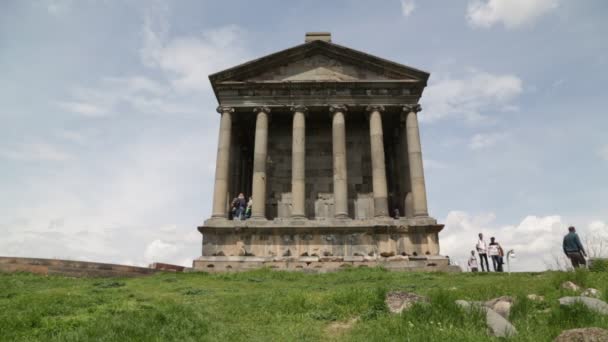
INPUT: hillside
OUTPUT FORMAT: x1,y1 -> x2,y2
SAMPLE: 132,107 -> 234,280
1,268 -> 608,341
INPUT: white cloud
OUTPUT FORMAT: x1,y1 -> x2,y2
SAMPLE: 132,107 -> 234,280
469,132 -> 508,150
423,158 -> 448,170
144,239 -> 179,263
421,70 -> 522,122
57,101 -> 107,117
0,142 -> 72,162
441,211 -> 608,271
598,145 -> 608,161
400,0 -> 416,17
467,0 -> 559,29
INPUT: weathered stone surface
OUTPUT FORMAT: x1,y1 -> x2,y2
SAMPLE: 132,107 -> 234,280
456,300 -> 517,337
582,288 -> 601,298
385,291 -> 428,314
554,328 -> 608,342
562,281 -> 582,292
527,294 -> 545,302
559,296 -> 608,315
485,296 -> 514,319
0,257 -> 157,278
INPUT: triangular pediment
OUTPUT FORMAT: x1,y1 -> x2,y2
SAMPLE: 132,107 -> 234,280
246,54 -> 389,82
209,40 -> 429,85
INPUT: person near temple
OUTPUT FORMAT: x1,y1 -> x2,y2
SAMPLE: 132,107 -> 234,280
563,226 -> 587,268
476,233 -> 490,272
468,250 -> 479,272
235,193 -> 247,220
488,237 -> 504,272
245,196 -> 253,219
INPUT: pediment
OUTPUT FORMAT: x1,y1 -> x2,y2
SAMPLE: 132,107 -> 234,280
209,40 -> 430,85
246,54 -> 390,82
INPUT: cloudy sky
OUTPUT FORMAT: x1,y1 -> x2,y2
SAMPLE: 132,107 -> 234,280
1,0 -> 606,271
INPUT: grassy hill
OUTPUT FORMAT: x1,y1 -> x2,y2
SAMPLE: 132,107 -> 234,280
1,268 -> 608,341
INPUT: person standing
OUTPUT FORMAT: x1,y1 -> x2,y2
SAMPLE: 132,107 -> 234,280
488,237 -> 504,272
563,226 -> 587,268
468,250 -> 479,272
245,196 -> 253,219
476,233 -> 490,272
235,193 -> 247,220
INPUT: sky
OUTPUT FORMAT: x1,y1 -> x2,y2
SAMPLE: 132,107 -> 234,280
1,0 -> 607,271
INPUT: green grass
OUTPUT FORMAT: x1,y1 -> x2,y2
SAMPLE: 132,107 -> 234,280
1,268 -> 608,341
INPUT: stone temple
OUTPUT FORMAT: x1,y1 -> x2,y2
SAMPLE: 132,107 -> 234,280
194,33 -> 451,272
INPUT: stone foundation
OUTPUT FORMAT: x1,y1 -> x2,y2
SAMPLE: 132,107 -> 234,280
195,217 -> 455,272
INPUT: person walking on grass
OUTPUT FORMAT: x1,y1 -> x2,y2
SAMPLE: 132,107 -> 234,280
468,250 -> 479,272
476,233 -> 490,272
563,226 -> 587,268
488,237 -> 504,272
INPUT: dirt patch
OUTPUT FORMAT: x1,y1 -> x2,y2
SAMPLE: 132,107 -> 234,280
325,318 -> 358,337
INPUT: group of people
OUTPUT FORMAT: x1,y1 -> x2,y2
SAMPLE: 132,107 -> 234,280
466,226 -> 588,272
230,193 -> 253,220
468,233 -> 506,272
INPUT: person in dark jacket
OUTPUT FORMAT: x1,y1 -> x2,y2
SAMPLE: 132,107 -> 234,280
563,226 -> 587,268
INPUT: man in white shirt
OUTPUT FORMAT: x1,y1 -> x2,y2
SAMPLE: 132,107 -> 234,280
468,250 -> 479,272
476,233 -> 490,272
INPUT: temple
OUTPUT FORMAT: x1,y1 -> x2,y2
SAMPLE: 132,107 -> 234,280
194,33 -> 452,272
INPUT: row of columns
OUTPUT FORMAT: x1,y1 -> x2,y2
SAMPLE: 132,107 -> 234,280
211,104 -> 428,220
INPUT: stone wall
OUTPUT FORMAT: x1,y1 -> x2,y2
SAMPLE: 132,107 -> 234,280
0,257 -> 158,278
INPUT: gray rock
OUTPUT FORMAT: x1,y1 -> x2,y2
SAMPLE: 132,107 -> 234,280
385,291 -> 428,314
554,327 -> 608,342
559,296 -> 608,315
582,288 -> 601,298
485,296 -> 514,319
456,300 -> 517,337
562,281 -> 582,292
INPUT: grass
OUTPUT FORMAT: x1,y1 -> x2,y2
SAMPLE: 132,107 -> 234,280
1,268 -> 608,341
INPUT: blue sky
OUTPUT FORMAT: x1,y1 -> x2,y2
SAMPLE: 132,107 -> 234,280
1,0 -> 606,270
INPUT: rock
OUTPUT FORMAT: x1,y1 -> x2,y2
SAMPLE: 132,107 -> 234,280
582,288 -> 601,298
562,281 -> 582,292
554,328 -> 608,342
559,296 -> 608,315
456,300 -> 517,337
485,296 -> 514,319
380,251 -> 395,258
527,294 -> 545,302
385,291 -> 428,314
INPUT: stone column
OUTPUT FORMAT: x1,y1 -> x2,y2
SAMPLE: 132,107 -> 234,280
291,105 -> 307,219
330,105 -> 349,219
211,106 -> 234,219
404,104 -> 428,217
251,106 -> 271,220
366,105 -> 390,218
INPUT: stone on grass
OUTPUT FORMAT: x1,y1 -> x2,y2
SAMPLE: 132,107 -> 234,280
385,291 -> 428,314
485,296 -> 514,319
562,281 -> 582,292
554,327 -> 608,342
456,300 -> 517,337
527,294 -> 545,302
581,288 -> 601,298
559,296 -> 608,315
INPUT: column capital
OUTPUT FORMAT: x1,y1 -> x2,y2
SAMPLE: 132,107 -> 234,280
402,104 -> 422,113
329,104 -> 348,113
290,105 -> 309,114
365,105 -> 385,113
253,106 -> 271,114
216,106 -> 235,114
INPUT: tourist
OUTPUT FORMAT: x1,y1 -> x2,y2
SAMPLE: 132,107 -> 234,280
488,237 -> 504,272
468,250 -> 479,272
476,233 -> 490,272
230,196 -> 239,220
563,226 -> 587,268
235,193 -> 247,220
245,196 -> 253,219
393,208 -> 400,219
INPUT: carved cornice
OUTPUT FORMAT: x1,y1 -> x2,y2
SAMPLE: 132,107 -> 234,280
253,106 -> 271,114
290,105 -> 309,114
329,104 -> 348,113
402,104 -> 422,113
365,105 -> 385,113
216,106 -> 235,114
